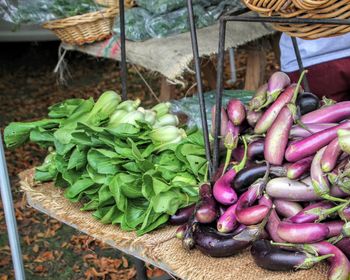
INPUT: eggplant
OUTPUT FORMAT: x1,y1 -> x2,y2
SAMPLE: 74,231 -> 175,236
335,237 -> 350,259
287,156 -> 313,180
301,101 -> 350,124
227,99 -> 246,126
170,204 -> 196,225
321,138 -> 342,172
213,169 -> 238,205
251,240 -> 327,271
195,184 -> 218,224
246,110 -> 263,128
176,224 -> 188,239
274,199 -> 303,218
194,217 -> 268,258
217,203 -> 238,233
289,123 -> 337,138
233,163 -> 286,194
325,221 -> 345,238
289,201 -> 334,224
277,222 -> 329,243
285,121 -> 350,162
249,83 -> 268,111
296,92 -> 320,115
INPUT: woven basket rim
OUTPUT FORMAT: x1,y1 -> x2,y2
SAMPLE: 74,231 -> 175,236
42,7 -> 117,29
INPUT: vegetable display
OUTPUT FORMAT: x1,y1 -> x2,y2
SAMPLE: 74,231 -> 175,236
5,91 -> 208,235
173,70 -> 350,280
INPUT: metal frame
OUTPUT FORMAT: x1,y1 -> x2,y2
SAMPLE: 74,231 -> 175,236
186,5 -> 350,175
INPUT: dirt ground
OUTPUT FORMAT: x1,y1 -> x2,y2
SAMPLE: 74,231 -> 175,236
0,39 -> 279,280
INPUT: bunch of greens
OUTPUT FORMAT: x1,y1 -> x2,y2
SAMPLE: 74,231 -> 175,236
4,91 -> 207,235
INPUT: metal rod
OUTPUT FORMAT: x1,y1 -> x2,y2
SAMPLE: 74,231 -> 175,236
119,0 -> 127,100
133,257 -> 148,280
213,19 -> 227,174
222,15 -> 350,25
228,48 -> 236,84
0,134 -> 25,280
291,37 -> 310,92
187,0 -> 213,178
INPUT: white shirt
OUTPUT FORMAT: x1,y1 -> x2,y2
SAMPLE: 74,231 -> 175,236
280,33 -> 350,72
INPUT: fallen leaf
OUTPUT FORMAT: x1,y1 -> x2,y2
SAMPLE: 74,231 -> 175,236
122,256 -> 128,268
34,265 -> 46,273
32,244 -> 39,253
34,251 -> 54,263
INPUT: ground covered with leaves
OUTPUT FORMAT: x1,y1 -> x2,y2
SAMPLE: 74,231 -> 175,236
0,40 -> 278,280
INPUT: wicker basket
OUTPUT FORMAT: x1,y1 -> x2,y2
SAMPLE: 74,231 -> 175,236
94,0 -> 135,7
242,0 -> 350,39
42,7 -> 118,45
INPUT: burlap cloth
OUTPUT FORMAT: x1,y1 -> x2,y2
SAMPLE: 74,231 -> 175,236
62,19 -> 274,84
19,169 -> 328,280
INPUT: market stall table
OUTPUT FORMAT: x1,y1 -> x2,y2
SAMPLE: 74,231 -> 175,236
61,19 -> 275,99
19,168 -> 329,280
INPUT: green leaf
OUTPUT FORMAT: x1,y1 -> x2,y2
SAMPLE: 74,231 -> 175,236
185,155 -> 207,176
122,162 -> 141,173
152,190 -> 184,215
54,139 -> 75,156
29,128 -> 55,147
48,98 -> 85,119
81,198 -> 99,211
109,176 -> 127,212
136,214 -> 168,236
141,144 -> 155,158
98,184 -> 114,207
100,205 -> 121,224
127,138 -> 143,161
87,149 -> 120,175
67,147 -> 87,170
71,131 -> 93,146
124,199 -> 149,228
86,164 -> 110,185
106,123 -> 140,137
64,178 -> 95,201
180,143 -> 205,156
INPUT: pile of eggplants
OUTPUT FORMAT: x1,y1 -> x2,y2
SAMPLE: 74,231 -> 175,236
170,71 -> 350,280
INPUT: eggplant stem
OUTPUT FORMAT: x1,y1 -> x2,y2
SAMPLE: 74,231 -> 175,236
233,136 -> 248,173
328,234 -> 344,244
291,70 -> 308,104
321,194 -> 348,203
311,203 -> 350,222
297,254 -> 334,270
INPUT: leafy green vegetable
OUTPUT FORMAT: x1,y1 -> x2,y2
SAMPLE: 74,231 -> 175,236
5,92 -> 207,235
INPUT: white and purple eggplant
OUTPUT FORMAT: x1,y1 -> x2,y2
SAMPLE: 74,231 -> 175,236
287,156 -> 313,180
288,201 -> 335,224
321,138 -> 342,172
277,222 -> 329,243
249,83 -> 268,111
227,99 -> 246,126
195,183 -> 218,224
217,203 -> 238,233
289,123 -> 337,138
274,199 -> 303,218
285,121 -> 350,162
246,110 -> 263,127
301,101 -> 350,124
338,129 -> 350,155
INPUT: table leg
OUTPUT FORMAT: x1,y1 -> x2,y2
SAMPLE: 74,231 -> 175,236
159,77 -> 176,101
133,257 -> 148,280
0,134 -> 26,280
244,49 -> 266,91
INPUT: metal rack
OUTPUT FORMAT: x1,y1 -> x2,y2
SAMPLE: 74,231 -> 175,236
186,1 -> 350,176
2,1 -> 350,279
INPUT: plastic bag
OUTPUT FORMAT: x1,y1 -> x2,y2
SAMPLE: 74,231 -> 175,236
170,90 -> 254,129
1,0 -> 99,25
135,0 -> 202,15
145,5 -> 214,38
114,8 -> 152,41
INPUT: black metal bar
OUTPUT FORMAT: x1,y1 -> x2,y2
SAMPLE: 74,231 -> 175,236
187,0 -> 213,178
213,19 -> 227,174
221,15 -> 350,25
119,0 -> 127,100
133,257 -> 148,280
223,7 -> 250,17
291,37 -> 310,92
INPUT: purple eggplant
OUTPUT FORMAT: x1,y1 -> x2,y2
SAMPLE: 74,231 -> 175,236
274,199 -> 303,218
301,101 -> 350,124
340,206 -> 350,221
335,237 -> 350,259
285,121 -> 350,162
236,168 -> 270,225
325,221 -> 345,238
289,123 -> 337,138
176,224 -> 188,239
249,83 -> 268,111
297,91 -> 320,115
195,184 -> 217,224
217,203 -> 238,233
311,147 -> 347,203
306,242 -> 350,280
263,71 -> 291,108
213,169 -> 238,205
266,177 -> 321,201
232,224 -> 246,235
251,240 -> 329,271
227,99 -> 246,126
277,222 -> 329,243
287,156 -> 313,180
321,138 -> 342,172
265,106 -> 293,165
254,84 -> 296,134
289,201 -> 334,224
194,214 -> 269,258
247,139 -> 265,161
170,204 -> 196,225
233,163 -> 286,194
246,110 -> 263,127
